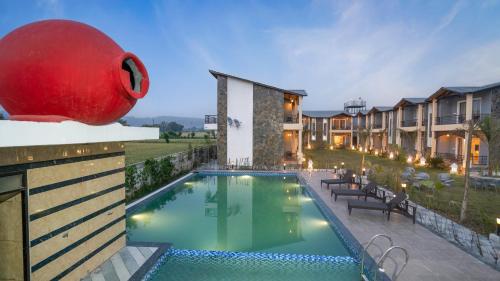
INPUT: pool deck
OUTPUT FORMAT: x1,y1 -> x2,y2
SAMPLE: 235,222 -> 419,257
301,170 -> 500,281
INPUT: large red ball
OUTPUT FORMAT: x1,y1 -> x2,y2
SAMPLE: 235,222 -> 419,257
0,20 -> 149,125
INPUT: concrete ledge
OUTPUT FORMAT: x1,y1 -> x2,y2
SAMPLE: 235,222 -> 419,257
0,120 -> 159,147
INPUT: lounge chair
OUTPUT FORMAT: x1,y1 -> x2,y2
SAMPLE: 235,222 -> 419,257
331,182 -> 384,202
320,170 -> 356,189
347,191 -> 417,224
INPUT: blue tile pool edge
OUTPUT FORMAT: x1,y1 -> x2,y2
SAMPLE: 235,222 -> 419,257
127,170 -> 390,281
298,174 -> 391,281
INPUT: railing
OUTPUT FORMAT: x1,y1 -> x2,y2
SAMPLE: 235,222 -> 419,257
400,119 -> 417,127
284,113 -> 299,123
422,119 -> 428,126
436,152 -> 464,163
471,155 -> 488,165
332,123 -> 351,130
436,114 -> 465,125
436,113 -> 489,125
373,122 -> 382,129
471,114 -> 489,123
204,115 -> 217,124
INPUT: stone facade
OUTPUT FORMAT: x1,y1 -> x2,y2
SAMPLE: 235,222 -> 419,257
216,76 -> 227,166
491,88 -> 500,172
253,84 -> 284,167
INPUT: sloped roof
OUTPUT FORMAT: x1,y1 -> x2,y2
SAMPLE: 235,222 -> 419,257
355,110 -> 370,116
427,81 -> 500,100
303,110 -> 346,118
394,98 -> 427,108
209,70 -> 308,96
367,106 -> 393,114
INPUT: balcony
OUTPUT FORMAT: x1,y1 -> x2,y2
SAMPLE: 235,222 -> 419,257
284,113 -> 299,123
436,152 -> 464,163
436,113 -> 489,125
401,119 -> 417,127
204,115 -> 217,130
372,122 -> 382,129
332,123 -> 351,130
436,114 -> 465,125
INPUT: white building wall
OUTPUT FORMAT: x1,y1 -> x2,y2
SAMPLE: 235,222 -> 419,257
226,77 -> 254,165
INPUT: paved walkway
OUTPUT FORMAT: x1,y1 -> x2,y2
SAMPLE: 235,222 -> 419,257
82,246 -> 158,281
301,171 -> 500,281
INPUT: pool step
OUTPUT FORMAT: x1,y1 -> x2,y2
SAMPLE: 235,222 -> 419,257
81,246 -> 158,281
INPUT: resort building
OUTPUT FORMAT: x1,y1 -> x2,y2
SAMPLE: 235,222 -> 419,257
209,70 -> 307,167
428,82 -> 500,167
393,98 -> 428,156
366,106 -> 392,153
298,82 -> 499,170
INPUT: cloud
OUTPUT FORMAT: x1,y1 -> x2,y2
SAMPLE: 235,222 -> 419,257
270,0 -> 495,110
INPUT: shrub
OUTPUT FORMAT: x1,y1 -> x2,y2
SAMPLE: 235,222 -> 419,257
428,156 -> 444,169
159,156 -> 174,183
125,165 -> 138,191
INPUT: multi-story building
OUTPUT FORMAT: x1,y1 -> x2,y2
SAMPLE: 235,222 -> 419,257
209,70 -> 306,167
303,111 -> 353,149
208,70 -> 498,170
366,107 -> 392,152
427,82 -> 499,167
393,98 -> 427,157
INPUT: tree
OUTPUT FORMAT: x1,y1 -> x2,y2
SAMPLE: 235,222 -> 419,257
190,132 -> 195,138
161,132 -> 170,143
459,118 -> 483,223
118,119 -> 129,126
159,121 -> 184,133
478,116 -> 492,175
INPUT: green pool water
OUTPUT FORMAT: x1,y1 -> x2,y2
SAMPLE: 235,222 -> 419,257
127,173 -> 359,280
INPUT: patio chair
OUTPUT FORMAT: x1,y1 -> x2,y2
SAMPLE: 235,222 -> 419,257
320,170 -> 356,189
347,191 -> 417,224
331,182 -> 385,202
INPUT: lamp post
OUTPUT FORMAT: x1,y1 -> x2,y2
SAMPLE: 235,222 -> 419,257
341,162 -> 345,169
362,168 -> 366,176
334,165 -> 337,174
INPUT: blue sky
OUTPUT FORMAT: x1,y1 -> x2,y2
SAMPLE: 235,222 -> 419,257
2,0 -> 500,118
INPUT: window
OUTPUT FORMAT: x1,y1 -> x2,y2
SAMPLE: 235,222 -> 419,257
473,98 -> 481,115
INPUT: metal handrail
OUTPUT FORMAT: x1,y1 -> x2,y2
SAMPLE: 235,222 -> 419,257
375,246 -> 409,281
360,234 -> 394,278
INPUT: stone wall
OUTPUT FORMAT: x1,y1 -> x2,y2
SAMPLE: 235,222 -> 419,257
217,76 -> 227,166
253,84 -> 284,167
490,88 -> 500,172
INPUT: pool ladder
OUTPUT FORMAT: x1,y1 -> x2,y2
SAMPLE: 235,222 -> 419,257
360,234 -> 409,281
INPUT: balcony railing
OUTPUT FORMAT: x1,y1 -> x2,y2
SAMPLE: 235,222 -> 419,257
472,155 -> 488,165
435,113 -> 489,125
436,152 -> 464,163
401,119 -> 417,127
332,124 -> 351,130
284,113 -> 299,123
436,114 -> 466,125
372,122 -> 382,129
204,115 -> 217,124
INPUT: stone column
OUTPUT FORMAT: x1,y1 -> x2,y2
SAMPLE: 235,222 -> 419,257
396,107 -> 402,146
416,104 -> 423,156
431,99 -> 438,157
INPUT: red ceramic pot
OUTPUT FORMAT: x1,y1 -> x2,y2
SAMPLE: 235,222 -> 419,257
0,20 -> 149,125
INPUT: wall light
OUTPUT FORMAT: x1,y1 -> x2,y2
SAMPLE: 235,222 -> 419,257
329,145 -> 333,150
374,150 -> 379,156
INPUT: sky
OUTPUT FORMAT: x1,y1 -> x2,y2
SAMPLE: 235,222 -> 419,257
1,0 -> 500,118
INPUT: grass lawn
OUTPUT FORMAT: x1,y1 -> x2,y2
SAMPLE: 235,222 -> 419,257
304,148 -> 500,235
125,139 -> 214,165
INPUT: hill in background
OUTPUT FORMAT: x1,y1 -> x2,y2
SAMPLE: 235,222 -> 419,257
123,115 -> 204,130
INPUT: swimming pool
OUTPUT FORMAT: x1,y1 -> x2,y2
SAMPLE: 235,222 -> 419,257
126,172 -> 368,280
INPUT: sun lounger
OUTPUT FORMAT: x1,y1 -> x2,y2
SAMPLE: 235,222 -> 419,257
347,191 -> 417,224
